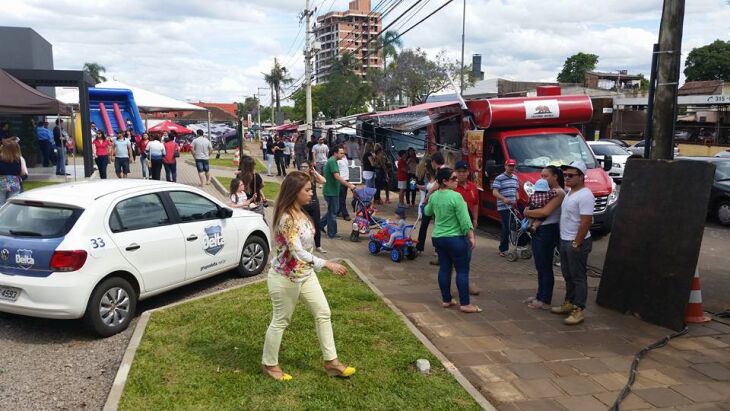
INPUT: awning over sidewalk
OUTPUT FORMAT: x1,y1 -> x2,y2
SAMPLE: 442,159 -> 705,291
0,69 -> 71,115
273,123 -> 300,132
366,101 -> 462,132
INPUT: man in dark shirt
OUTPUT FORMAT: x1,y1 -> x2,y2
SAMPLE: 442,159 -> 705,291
273,136 -> 287,176
52,119 -> 69,176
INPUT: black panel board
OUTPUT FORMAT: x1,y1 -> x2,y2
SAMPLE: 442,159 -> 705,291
596,159 -> 715,331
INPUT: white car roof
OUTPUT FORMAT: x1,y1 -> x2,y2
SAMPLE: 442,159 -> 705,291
15,180 -> 194,208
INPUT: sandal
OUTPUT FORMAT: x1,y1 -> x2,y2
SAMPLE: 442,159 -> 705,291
442,300 -> 457,308
498,252 -> 507,257
262,366 -> 292,381
459,305 -> 483,314
324,361 -> 356,378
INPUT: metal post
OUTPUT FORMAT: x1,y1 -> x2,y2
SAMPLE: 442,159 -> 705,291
78,81 -> 93,177
651,0 -> 685,160
459,0 -> 466,94
304,0 -> 313,143
257,87 -> 268,139
644,43 -> 659,159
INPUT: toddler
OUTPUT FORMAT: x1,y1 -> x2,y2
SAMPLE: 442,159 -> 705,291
384,205 -> 408,247
228,177 -> 256,208
523,179 -> 556,233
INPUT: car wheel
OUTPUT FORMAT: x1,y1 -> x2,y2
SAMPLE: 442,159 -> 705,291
84,277 -> 137,337
238,235 -> 269,277
717,200 -> 730,226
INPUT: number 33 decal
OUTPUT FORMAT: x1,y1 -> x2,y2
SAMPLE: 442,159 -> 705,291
90,238 -> 106,249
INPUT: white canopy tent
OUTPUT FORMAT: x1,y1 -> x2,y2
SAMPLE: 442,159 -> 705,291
56,80 -> 207,112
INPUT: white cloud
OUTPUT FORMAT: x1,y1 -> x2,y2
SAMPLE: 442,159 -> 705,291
1,0 -> 727,104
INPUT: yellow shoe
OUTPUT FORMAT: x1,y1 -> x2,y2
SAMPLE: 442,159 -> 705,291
262,366 -> 293,381
325,364 -> 356,378
551,301 -> 574,315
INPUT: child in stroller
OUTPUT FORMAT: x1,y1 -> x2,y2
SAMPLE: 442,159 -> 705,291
368,205 -> 419,262
350,186 -> 385,242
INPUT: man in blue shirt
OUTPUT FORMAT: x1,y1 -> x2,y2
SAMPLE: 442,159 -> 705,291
492,159 -> 520,256
36,121 -> 54,167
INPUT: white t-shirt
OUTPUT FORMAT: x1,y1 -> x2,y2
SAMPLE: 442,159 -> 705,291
559,187 -> 595,241
191,136 -> 213,160
313,143 -> 329,163
230,192 -> 248,205
337,157 -> 349,181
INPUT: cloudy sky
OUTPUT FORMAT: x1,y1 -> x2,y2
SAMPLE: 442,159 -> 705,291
3,0 -> 728,104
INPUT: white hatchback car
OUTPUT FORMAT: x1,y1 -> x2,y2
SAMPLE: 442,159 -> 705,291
0,180 -> 270,336
587,141 -> 632,182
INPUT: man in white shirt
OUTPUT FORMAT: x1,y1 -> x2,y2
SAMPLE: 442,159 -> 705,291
312,137 -> 329,174
552,160 -> 595,325
191,129 -> 214,186
336,149 -> 351,221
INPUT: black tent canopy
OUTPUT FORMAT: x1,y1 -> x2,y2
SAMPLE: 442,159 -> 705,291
0,69 -> 70,115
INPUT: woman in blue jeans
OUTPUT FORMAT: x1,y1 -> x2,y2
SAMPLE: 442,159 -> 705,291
523,165 -> 565,309
423,167 -> 480,313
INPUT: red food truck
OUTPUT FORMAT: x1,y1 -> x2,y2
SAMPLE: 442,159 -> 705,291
464,87 -> 618,234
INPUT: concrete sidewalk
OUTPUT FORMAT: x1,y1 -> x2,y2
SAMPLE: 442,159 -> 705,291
58,153 -> 730,410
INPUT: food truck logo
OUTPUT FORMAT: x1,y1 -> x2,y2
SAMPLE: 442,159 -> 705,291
524,100 -> 560,120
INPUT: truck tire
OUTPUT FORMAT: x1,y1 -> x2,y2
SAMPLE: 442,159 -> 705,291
717,199 -> 730,226
84,277 -> 137,338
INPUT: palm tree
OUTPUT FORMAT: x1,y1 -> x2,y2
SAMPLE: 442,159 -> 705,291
83,62 -> 107,84
381,31 -> 402,70
262,59 -> 293,114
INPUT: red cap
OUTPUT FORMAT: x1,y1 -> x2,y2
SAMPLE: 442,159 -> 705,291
505,159 -> 517,166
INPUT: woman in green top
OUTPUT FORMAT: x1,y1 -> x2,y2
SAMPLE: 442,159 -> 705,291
424,167 -> 481,313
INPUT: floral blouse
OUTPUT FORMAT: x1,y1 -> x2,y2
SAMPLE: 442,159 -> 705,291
271,213 -> 325,282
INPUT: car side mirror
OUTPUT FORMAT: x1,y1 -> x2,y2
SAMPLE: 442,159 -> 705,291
602,155 -> 613,172
219,207 -> 233,218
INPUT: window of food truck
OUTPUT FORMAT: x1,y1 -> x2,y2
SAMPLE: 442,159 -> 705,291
505,133 -> 597,170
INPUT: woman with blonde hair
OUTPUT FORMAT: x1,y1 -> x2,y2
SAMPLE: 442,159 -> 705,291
261,171 -> 356,381
0,139 -> 26,205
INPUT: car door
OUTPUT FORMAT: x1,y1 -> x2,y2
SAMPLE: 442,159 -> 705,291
108,193 -> 186,292
166,190 -> 238,280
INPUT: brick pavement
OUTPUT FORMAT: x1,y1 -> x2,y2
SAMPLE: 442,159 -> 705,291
105,153 -> 730,410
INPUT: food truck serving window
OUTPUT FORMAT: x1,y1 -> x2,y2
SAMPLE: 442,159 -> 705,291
505,134 -> 596,170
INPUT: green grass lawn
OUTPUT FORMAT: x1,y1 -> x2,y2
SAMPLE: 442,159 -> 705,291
119,267 -> 480,410
216,176 -> 280,200
22,180 -> 60,191
198,155 -> 267,174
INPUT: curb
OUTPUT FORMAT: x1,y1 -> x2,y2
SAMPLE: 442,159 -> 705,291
103,260 -> 495,411
102,276 -> 268,411
210,175 -> 228,197
341,258 -> 496,411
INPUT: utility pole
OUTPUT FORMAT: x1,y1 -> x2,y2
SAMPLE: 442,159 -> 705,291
651,0 -> 685,160
303,0 -> 314,143
459,0 -> 466,94
256,87 -> 268,139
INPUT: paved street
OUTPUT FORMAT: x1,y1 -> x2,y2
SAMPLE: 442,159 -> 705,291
2,155 -> 729,411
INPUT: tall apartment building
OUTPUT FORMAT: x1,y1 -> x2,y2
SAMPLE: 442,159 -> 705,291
314,0 -> 382,83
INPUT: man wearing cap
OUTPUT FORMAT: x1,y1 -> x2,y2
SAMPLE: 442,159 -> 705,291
492,159 -> 519,256
552,160 -> 595,325
454,160 -> 479,228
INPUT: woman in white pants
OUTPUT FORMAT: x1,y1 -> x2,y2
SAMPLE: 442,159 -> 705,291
261,171 -> 356,381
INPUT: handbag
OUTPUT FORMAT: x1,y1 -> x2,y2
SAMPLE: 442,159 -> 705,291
248,173 -> 266,218
2,175 -> 21,193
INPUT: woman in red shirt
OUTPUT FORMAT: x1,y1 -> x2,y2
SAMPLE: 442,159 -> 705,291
162,132 -> 179,182
92,131 -> 113,179
138,133 -> 150,179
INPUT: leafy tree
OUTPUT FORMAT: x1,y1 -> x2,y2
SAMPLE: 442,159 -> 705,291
684,40 -> 730,81
83,62 -> 107,84
318,53 -> 370,118
388,48 -> 472,104
291,85 -> 324,122
557,52 -> 598,84
263,60 -> 294,115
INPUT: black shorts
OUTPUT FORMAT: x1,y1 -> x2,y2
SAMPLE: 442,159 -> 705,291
195,159 -> 210,172
114,157 -> 130,174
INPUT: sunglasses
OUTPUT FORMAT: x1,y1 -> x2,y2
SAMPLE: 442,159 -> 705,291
564,172 -> 581,178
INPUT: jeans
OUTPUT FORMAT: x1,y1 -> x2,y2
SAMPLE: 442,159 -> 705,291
262,272 -> 336,366
432,236 -> 472,306
95,155 -> 109,179
164,162 -> 177,182
275,155 -> 287,176
416,212 -> 432,252
303,200 -> 321,248
559,238 -> 592,309
532,223 -> 559,304
39,140 -> 53,167
338,182 -> 350,218
139,154 -> 149,178
320,195 -> 340,238
55,145 -> 66,175
150,159 -> 163,180
499,209 -> 511,252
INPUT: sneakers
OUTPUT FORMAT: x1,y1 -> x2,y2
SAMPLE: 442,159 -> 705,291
551,301 -> 574,315
564,307 -> 584,325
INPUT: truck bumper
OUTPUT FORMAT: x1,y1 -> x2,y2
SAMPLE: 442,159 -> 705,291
592,201 -> 617,234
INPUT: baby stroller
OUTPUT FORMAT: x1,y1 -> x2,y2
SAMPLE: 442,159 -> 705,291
368,216 -> 420,262
350,187 -> 384,242
505,205 -> 533,262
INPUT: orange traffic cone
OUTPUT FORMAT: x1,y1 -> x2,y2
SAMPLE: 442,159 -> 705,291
685,268 -> 711,323
233,151 -> 240,167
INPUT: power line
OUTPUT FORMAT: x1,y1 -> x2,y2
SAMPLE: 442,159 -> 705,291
391,0 -> 432,34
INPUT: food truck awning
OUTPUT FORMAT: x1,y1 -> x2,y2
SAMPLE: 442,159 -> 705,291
366,101 -> 461,131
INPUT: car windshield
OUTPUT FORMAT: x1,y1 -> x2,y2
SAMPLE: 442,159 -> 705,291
505,134 -> 597,170
591,144 -> 631,156
0,203 -> 83,238
715,161 -> 730,181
